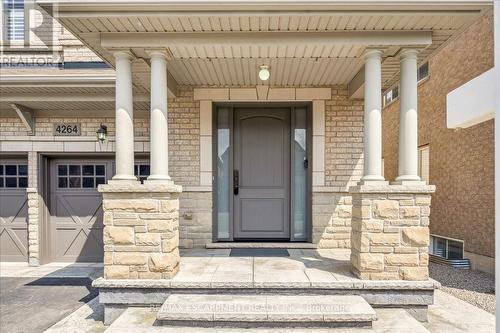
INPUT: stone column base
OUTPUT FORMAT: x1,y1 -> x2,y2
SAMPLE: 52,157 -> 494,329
349,183 -> 435,280
98,182 -> 182,279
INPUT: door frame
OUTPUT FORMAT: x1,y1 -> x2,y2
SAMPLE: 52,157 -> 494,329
212,102 -> 313,242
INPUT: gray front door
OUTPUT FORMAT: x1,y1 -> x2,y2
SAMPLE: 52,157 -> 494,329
233,108 -> 290,239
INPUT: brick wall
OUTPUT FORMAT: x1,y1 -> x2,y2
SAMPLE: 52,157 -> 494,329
325,85 -> 364,189
382,12 -> 494,258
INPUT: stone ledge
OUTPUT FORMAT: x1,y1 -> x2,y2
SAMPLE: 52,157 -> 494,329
92,277 -> 439,290
349,184 -> 436,194
98,183 -> 182,193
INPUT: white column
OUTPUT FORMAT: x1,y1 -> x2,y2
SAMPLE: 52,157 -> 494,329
147,50 -> 171,182
361,49 -> 385,182
396,49 -> 421,182
112,51 -> 136,181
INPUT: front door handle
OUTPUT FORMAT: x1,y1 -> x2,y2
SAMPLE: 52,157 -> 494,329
233,169 -> 239,195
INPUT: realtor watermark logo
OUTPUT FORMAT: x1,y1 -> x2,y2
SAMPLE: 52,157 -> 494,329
1,0 -> 61,67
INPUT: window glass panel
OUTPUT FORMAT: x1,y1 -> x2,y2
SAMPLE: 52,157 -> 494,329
134,165 -> 138,175
6,0 -> 25,41
58,177 -> 68,188
18,177 -> 27,188
447,240 -> 463,259
69,165 -> 81,176
0,165 -> 3,175
5,177 -> 17,187
0,178 -> 3,187
418,62 -> 429,81
82,165 -> 94,176
95,165 -> 105,176
82,177 -> 94,188
217,108 -> 230,240
139,165 -> 150,176
5,165 -> 17,175
96,177 -> 105,186
432,237 -> 447,258
58,165 -> 68,176
18,164 -> 27,175
69,177 -> 81,188
292,108 -> 308,240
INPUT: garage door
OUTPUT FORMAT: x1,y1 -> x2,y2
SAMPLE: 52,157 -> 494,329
0,161 -> 29,261
49,159 -> 150,262
49,159 -> 113,262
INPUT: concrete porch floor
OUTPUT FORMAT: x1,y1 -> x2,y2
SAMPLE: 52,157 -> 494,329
173,248 -> 356,288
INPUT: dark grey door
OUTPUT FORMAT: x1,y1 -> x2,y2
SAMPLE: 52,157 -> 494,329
0,161 -> 28,261
233,108 -> 290,239
49,159 -> 112,262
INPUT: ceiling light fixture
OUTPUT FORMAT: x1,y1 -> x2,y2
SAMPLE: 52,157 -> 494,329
258,65 -> 270,81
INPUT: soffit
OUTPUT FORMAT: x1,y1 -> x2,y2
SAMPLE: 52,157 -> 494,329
40,2 -> 491,89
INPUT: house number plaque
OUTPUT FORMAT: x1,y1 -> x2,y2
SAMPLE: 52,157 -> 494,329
53,123 -> 81,136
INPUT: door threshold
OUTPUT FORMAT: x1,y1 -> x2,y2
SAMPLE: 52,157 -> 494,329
205,242 -> 317,249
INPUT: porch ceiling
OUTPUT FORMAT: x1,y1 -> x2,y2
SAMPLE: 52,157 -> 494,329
38,0 -> 491,90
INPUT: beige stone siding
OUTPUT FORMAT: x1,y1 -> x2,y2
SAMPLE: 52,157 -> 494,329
101,183 -> 181,279
179,191 -> 212,248
350,185 -> 434,280
312,192 -> 352,248
382,12 -> 494,262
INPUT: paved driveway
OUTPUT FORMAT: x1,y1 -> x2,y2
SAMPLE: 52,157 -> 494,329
0,263 -> 102,333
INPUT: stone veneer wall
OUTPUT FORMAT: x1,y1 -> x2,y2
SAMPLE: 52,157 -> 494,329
178,191 -> 212,248
312,193 -> 352,248
350,184 -> 434,280
100,183 -> 181,279
26,188 -> 39,266
382,12 -> 494,264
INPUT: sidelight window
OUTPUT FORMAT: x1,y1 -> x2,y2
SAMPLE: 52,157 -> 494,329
216,107 -> 231,240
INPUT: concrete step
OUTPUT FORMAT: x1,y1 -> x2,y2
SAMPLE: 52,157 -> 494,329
156,294 -> 377,328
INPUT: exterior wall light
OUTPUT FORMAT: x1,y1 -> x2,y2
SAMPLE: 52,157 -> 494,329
258,65 -> 270,81
96,124 -> 108,143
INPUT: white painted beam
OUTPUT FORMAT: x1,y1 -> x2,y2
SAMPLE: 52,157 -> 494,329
0,74 -> 116,87
348,66 -> 365,99
1,93 -> 149,102
10,104 -> 35,135
101,31 -> 432,50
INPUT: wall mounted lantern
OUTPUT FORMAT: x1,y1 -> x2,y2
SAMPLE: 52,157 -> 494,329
96,124 -> 108,143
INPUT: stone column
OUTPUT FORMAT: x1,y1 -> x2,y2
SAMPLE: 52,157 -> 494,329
112,51 -> 136,182
396,49 -> 421,182
99,183 -> 182,279
361,49 -> 385,182
147,50 -> 171,183
349,183 -> 435,280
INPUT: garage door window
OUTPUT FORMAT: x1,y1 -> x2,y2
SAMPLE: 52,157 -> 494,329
57,164 -> 106,188
0,164 -> 28,188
